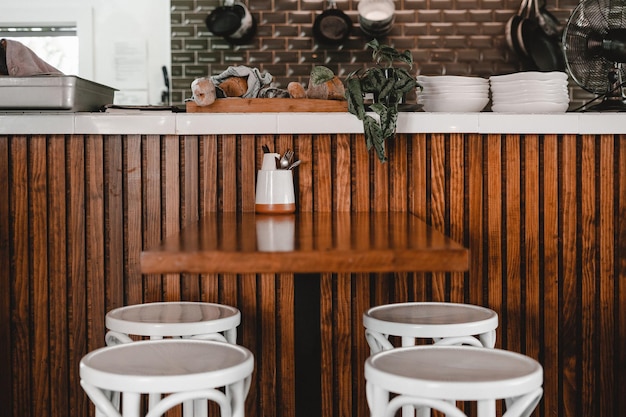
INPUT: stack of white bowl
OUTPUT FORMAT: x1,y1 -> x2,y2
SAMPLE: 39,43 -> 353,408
417,75 -> 490,112
489,72 -> 570,113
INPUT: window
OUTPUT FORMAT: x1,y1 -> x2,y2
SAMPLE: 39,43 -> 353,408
1,25 -> 79,74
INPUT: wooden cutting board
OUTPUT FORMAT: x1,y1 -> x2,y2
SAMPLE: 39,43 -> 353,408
186,98 -> 348,113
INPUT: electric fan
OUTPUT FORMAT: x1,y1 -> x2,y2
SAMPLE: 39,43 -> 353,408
562,0 -> 626,111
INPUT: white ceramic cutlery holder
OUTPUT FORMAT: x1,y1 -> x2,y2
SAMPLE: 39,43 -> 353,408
255,153 -> 296,214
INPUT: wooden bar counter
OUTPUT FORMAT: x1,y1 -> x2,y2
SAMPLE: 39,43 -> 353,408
1,112 -> 625,417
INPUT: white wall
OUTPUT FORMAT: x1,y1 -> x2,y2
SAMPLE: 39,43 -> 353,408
1,0 -> 171,105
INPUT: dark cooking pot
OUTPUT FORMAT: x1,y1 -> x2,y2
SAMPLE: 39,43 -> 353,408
521,18 -> 565,71
313,0 -> 352,45
206,0 -> 256,44
516,0 -> 565,71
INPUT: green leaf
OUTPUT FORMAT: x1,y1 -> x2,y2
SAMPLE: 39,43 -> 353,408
361,68 -> 385,93
369,102 -> 386,115
377,75 -> 396,101
362,115 -> 381,151
345,77 -> 366,120
394,69 -> 418,94
398,50 -> 414,67
379,108 -> 398,139
373,138 -> 387,162
310,66 -> 336,85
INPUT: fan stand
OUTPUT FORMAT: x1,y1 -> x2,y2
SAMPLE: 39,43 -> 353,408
588,97 -> 626,111
586,66 -> 626,111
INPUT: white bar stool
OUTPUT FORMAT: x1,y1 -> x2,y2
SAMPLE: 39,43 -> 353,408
105,302 -> 241,346
80,339 -> 254,417
363,302 -> 498,353
365,345 -> 543,417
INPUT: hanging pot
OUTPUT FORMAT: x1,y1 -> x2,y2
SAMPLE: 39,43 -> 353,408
522,19 -> 566,71
518,0 -> 565,71
205,0 -> 256,44
313,0 -> 352,45
358,0 -> 395,38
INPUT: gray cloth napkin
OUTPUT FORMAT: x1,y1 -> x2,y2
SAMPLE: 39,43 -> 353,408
210,65 -> 272,98
1,39 -> 63,76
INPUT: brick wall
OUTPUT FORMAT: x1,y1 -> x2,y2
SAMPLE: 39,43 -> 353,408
170,0 -> 588,107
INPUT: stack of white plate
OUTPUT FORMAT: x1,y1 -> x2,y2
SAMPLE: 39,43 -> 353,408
489,72 -> 570,113
417,75 -> 490,112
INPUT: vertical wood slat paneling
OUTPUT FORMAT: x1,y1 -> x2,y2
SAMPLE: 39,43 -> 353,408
597,135 -> 615,417
524,135 -> 540,362
409,134 -> 430,301
449,133 -> 465,303
505,134 -> 522,354
0,136 -> 11,415
10,136 -> 30,417
258,273 -> 277,415
31,136 -> 49,417
542,135 -> 559,417
47,136 -> 68,417
430,134 -> 447,302
180,135 -> 200,305
467,134 -> 485,308
66,136 -> 88,417
319,272 -> 334,417
580,135 -> 597,417
294,134 -> 313,212
163,135 -> 181,301
617,135 -> 626,416
86,136 -> 106,353
1,133 -> 625,417
561,136 -> 579,417
315,134 -> 332,212
142,135 -> 162,303
124,135 -> 144,306
105,136 -> 125,313
486,134 -> 504,345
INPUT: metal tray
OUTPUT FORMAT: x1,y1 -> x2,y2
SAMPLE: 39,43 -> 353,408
0,75 -> 117,111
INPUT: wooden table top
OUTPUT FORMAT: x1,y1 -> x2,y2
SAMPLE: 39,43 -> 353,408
140,212 -> 469,274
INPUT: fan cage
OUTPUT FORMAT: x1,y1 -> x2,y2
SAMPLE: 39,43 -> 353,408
563,0 -> 626,94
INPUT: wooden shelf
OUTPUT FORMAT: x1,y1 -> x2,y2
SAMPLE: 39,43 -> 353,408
186,98 -> 349,113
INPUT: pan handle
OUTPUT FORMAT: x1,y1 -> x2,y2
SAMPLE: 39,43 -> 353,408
522,0 -> 533,18
516,0 -> 529,17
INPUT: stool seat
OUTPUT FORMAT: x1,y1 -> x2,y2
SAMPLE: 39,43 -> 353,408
365,345 -> 543,417
363,302 -> 498,351
80,339 -> 254,417
106,302 -> 241,344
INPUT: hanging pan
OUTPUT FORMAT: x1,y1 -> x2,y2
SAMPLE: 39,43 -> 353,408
522,20 -> 566,71
313,0 -> 352,45
535,0 -> 562,38
505,0 -> 530,57
206,0 -> 256,44
518,0 -> 565,71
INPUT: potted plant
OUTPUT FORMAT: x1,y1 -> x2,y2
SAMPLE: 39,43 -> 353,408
345,39 -> 419,162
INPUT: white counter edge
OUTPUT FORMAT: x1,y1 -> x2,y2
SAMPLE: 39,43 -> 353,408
0,112 -> 624,135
